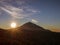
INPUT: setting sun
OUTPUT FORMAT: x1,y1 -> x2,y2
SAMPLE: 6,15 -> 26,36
11,22 -> 16,28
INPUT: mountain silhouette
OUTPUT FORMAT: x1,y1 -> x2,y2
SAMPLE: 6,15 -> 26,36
18,22 -> 45,31
0,22 -> 60,45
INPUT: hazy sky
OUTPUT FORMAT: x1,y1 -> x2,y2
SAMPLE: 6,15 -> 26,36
0,0 -> 60,31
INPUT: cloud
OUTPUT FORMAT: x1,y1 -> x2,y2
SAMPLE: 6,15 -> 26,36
0,0 -> 40,19
0,5 -> 40,19
32,19 -> 38,23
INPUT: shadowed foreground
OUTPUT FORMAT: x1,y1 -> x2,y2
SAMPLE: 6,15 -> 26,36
0,22 -> 60,45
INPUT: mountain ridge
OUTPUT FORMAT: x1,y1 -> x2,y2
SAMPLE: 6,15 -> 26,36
0,22 -> 60,45
17,22 -> 47,31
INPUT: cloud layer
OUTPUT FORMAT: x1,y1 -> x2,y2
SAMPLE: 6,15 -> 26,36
0,0 -> 40,19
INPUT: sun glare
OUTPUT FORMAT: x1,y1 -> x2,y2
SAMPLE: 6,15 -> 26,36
11,22 -> 16,28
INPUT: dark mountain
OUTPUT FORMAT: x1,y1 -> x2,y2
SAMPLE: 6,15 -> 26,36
19,22 -> 44,30
0,22 -> 60,45
15,22 -> 60,45
0,28 -> 12,45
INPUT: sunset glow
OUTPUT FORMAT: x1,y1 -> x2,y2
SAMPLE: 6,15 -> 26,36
11,22 -> 16,28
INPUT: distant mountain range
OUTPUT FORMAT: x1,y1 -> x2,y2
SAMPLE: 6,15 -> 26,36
0,22 -> 60,45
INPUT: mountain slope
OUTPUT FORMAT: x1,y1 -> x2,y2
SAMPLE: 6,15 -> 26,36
0,22 -> 60,45
15,22 -> 60,45
17,22 -> 45,31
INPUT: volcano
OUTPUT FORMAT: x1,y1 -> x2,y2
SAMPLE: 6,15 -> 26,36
17,22 -> 45,31
0,22 -> 60,45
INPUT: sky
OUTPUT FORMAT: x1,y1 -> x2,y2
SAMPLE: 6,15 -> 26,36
0,0 -> 60,32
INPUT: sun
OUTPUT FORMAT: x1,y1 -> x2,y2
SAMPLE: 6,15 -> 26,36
11,22 -> 16,28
